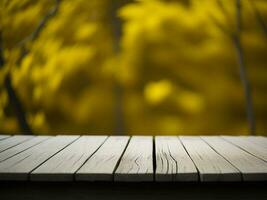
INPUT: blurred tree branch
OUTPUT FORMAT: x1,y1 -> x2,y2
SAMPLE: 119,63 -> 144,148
212,0 -> 256,135
0,32 -> 32,134
249,0 -> 267,37
17,0 -> 61,65
110,0 -> 132,134
234,0 -> 255,135
1,0 -> 61,134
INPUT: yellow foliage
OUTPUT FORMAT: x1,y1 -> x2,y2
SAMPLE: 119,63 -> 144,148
144,80 -> 173,105
176,91 -> 204,114
75,24 -> 97,41
0,0 -> 267,135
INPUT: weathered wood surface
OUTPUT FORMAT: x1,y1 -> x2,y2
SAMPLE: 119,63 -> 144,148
155,136 -> 198,181
0,135 -> 10,141
245,136 -> 267,148
0,136 -> 78,180
0,135 -> 266,182
76,136 -> 129,181
0,136 -> 50,162
222,136 -> 267,161
114,136 -> 153,182
0,136 -> 33,152
31,136 -> 107,181
179,136 -> 240,181
202,136 -> 267,181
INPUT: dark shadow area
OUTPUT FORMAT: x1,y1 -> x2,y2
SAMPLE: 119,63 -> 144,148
1,181 -> 266,200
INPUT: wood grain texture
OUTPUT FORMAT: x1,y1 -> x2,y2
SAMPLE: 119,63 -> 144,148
222,136 -> 267,162
0,136 -> 50,162
179,136 -> 240,182
246,136 -> 267,149
155,136 -> 198,182
76,136 -> 129,181
0,135 -> 78,180
114,136 -> 153,182
202,136 -> 267,181
0,135 -> 10,141
0,136 -> 33,152
0,135 -> 266,182
31,136 -> 107,181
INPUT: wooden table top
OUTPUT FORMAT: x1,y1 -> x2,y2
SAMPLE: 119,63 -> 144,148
0,135 -> 266,182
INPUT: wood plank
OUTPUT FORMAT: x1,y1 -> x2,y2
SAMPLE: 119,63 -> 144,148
155,136 -> 198,182
0,136 -> 51,162
179,136 -> 240,182
0,135 -> 11,141
0,136 -> 33,152
114,136 -> 153,182
76,136 -> 129,181
0,135 -> 78,180
202,136 -> 267,181
222,136 -> 267,162
246,136 -> 267,149
31,136 -> 107,181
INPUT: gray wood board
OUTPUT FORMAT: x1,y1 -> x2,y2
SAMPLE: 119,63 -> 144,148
0,136 -> 33,153
246,136 -> 267,149
76,136 -> 129,181
202,136 -> 267,181
155,136 -> 198,181
222,136 -> 267,162
0,135 -> 11,141
31,136 -> 107,181
0,135 -> 79,180
0,136 -> 51,162
114,136 -> 153,182
179,136 -> 240,182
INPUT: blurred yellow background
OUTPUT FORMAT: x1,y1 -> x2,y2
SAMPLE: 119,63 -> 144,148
0,0 -> 267,135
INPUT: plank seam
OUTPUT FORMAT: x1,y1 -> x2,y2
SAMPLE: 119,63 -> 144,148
178,136 -> 200,182
28,136 -> 81,180
220,136 -> 267,163
0,137 -> 51,163
111,136 -> 131,182
0,137 -> 34,153
74,136 -> 109,180
153,136 -> 156,182
200,136 -> 243,181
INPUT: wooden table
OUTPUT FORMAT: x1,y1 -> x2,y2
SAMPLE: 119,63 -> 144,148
0,135 -> 266,200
